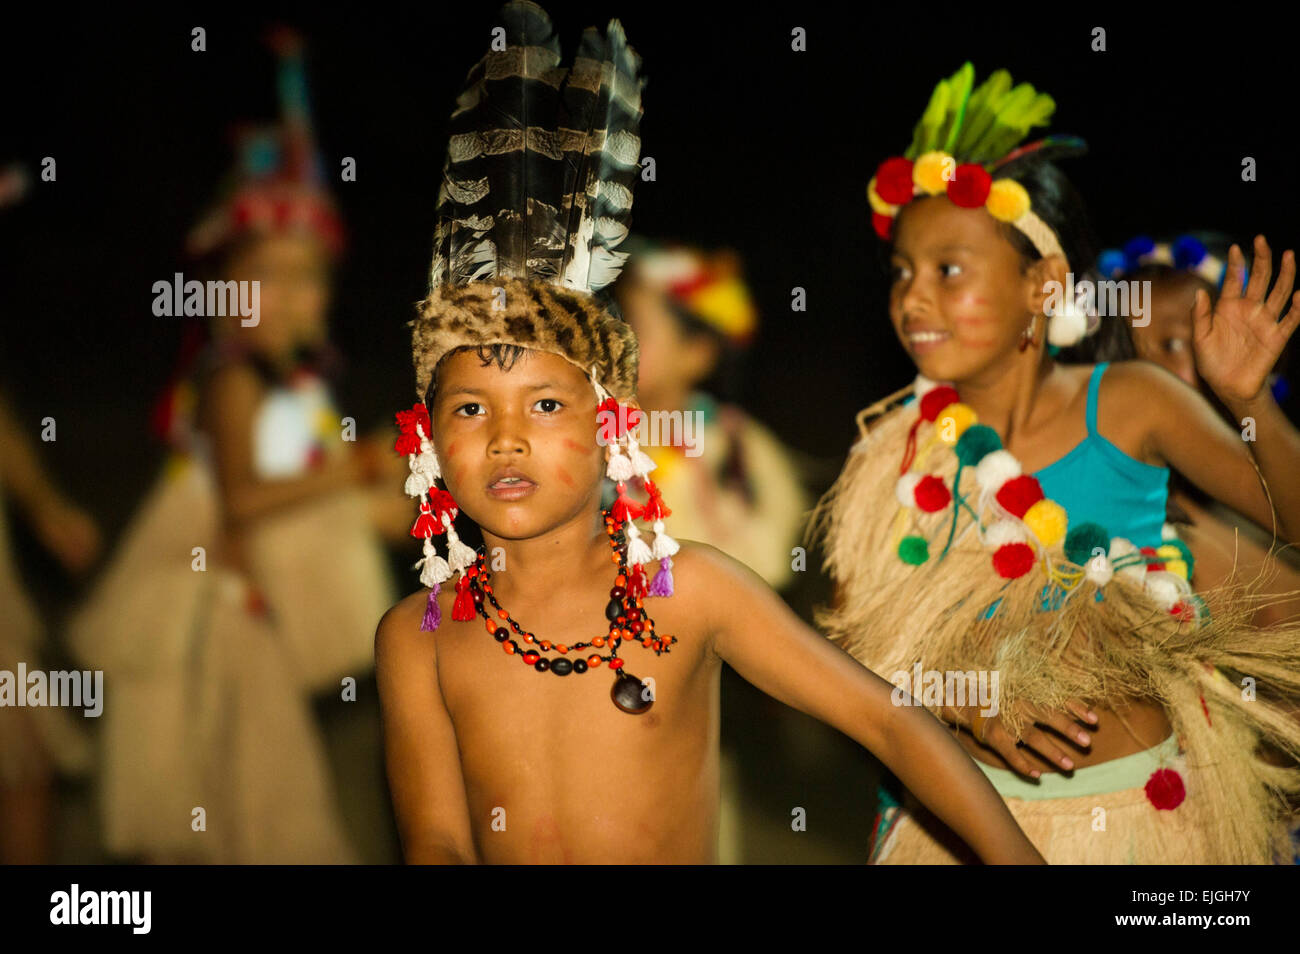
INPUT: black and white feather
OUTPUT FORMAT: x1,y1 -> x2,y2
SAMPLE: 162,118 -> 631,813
428,1 -> 645,297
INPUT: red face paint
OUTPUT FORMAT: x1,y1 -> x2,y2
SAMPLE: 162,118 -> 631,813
555,467 -> 574,488
444,441 -> 458,459
562,437 -> 594,455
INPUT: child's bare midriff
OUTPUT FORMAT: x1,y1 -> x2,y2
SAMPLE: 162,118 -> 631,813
956,696 -> 1173,773
396,562 -> 723,863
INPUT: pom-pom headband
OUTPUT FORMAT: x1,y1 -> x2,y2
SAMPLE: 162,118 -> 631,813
1097,234 -> 1234,289
867,62 -> 1086,267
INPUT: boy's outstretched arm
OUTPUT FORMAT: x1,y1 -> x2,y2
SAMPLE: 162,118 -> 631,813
376,599 -> 478,864
685,543 -> 1045,864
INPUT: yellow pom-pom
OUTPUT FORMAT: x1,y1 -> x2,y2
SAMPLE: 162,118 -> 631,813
867,177 -> 899,216
1023,499 -> 1068,548
985,179 -> 1031,222
913,151 -> 952,196
1164,559 -> 1189,580
934,402 -> 977,444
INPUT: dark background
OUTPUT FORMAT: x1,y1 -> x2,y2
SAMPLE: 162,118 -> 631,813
5,4 -> 1297,541
3,2 -> 1298,862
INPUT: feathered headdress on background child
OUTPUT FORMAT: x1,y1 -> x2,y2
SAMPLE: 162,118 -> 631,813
185,27 -> 345,260
396,1 -> 678,631
867,62 -> 1096,347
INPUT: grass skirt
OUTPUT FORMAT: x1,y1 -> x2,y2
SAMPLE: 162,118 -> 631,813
813,389 -> 1300,864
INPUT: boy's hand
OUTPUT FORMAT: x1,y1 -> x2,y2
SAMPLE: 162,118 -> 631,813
941,700 -> 1097,777
1192,236 -> 1299,406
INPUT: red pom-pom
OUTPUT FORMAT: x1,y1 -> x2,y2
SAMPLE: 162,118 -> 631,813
992,542 -> 1036,578
946,163 -> 993,209
1144,768 -> 1185,810
919,385 -> 960,422
396,403 -> 431,438
872,212 -> 894,240
394,433 -> 420,456
913,474 -> 951,513
994,474 -> 1044,518
875,157 -> 915,205
428,488 -> 458,521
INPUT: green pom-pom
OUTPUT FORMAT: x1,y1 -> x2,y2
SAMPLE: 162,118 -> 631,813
1064,521 -> 1109,566
898,535 -> 930,565
954,423 -> 1002,466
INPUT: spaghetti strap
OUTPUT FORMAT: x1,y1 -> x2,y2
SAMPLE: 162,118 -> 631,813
1086,361 -> 1109,436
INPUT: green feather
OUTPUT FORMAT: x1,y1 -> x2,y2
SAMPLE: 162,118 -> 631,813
938,62 -> 975,154
953,69 -> 1010,158
906,79 -> 951,159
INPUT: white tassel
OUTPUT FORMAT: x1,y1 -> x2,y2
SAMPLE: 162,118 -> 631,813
415,537 -> 452,587
650,519 -> 679,559
983,519 -> 1026,549
443,515 -> 477,573
625,520 -> 653,566
606,444 -> 634,482
405,471 -> 430,498
627,437 -> 657,477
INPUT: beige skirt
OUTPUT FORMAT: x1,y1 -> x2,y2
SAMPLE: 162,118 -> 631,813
872,735 -> 1281,864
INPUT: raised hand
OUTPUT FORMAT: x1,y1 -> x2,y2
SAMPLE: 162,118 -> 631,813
1192,235 -> 1300,406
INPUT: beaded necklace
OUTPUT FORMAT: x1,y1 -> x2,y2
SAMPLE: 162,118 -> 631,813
465,507 -> 677,714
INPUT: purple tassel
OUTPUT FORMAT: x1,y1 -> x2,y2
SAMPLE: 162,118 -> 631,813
420,583 -> 442,631
647,556 -> 674,597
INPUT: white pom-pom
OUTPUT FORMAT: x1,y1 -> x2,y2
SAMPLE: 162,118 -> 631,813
1161,522 -> 1179,542
984,519 -> 1027,549
1085,554 -> 1114,586
1144,571 -> 1187,610
606,446 -> 634,482
1047,303 -> 1088,347
895,473 -> 923,507
650,520 -> 679,559
405,472 -> 430,497
975,450 -> 1021,493
1108,537 -> 1145,583
914,374 -> 940,401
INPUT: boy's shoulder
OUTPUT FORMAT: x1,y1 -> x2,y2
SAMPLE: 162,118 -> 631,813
657,540 -> 768,605
375,586 -> 448,659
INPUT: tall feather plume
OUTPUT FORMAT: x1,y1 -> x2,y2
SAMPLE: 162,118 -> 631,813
558,18 -> 644,293
427,1 -> 644,297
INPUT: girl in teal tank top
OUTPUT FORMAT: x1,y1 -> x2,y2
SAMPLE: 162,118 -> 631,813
816,66 -> 1300,861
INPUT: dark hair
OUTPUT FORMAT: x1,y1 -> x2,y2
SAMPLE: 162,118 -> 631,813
423,343 -> 528,409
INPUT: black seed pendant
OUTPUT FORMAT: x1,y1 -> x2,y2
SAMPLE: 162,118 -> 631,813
604,598 -> 622,621
550,658 -> 573,676
611,671 -> 652,715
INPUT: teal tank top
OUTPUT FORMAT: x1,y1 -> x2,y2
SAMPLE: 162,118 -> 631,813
1032,362 -> 1169,549
900,361 -> 1170,548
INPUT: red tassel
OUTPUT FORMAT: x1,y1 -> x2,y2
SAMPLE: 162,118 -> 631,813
612,482 -> 644,523
411,501 -> 440,538
628,565 -> 648,601
452,575 -> 475,622
642,479 -> 671,521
